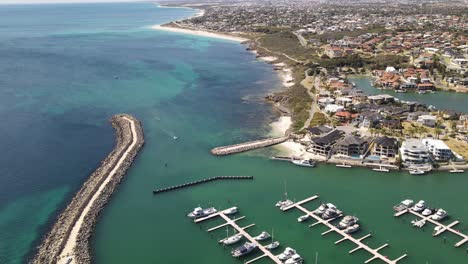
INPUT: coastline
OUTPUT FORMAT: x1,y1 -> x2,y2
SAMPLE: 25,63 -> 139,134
32,114 -> 144,264
151,24 -> 248,43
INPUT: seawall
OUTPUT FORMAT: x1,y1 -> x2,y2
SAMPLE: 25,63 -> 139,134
31,114 -> 144,264
211,136 -> 289,156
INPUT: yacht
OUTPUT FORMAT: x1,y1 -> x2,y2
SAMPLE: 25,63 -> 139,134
314,203 -> 336,216
277,247 -> 296,261
285,254 -> 303,264
187,207 -> 217,219
344,224 -> 360,234
297,214 -> 310,222
291,159 -> 316,167
409,170 -> 425,175
449,169 -> 464,173
231,242 -> 257,257
222,207 -> 238,215
279,200 -> 294,210
431,209 -> 448,221
322,208 -> 341,220
411,200 -> 426,212
421,208 -> 434,216
223,234 -> 243,245
373,166 -> 389,172
338,216 -> 359,229
265,241 -> 280,250
394,199 -> 414,211
411,219 -> 426,228
254,231 -> 271,241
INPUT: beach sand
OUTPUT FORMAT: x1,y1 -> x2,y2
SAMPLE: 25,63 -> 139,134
151,25 -> 248,42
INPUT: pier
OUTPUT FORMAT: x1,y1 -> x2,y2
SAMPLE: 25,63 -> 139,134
153,176 -> 253,194
394,208 -> 468,248
195,210 -> 283,264
281,195 -> 407,264
211,136 -> 289,156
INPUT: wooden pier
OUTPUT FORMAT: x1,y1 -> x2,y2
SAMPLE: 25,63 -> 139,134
153,176 -> 253,194
194,210 -> 283,264
394,208 -> 468,248
211,136 -> 289,156
282,195 -> 407,264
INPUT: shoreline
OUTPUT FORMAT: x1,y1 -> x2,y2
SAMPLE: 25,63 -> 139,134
151,24 -> 248,43
31,114 -> 144,264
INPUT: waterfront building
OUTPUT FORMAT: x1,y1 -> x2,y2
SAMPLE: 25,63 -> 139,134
308,130 -> 344,157
422,138 -> 453,161
417,114 -> 437,127
373,136 -> 398,158
334,135 -> 369,158
399,139 -> 431,164
307,125 -> 333,136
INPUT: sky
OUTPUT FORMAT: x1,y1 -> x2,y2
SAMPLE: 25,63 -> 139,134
0,0 -> 145,4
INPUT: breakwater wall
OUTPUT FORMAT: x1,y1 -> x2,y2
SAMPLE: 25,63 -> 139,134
211,136 -> 289,156
153,176 -> 254,194
31,114 -> 144,264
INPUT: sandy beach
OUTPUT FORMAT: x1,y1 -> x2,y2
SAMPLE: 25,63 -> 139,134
151,25 -> 248,42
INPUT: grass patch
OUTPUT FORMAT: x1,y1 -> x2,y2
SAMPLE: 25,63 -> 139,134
309,112 -> 328,127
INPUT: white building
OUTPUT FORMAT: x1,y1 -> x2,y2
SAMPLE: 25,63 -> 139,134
417,115 -> 437,127
422,138 -> 453,161
324,104 -> 344,113
400,139 -> 431,164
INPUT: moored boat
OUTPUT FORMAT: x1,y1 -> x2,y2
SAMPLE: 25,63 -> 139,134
222,207 -> 238,215
231,242 -> 257,257
393,199 -> 414,211
411,200 -> 426,212
291,159 -> 316,167
338,215 -> 359,229
187,207 -> 217,219
277,247 -> 296,261
430,209 -> 448,221
409,169 -> 425,175
265,241 -> 280,250
422,208 -> 434,216
223,233 -> 243,245
344,224 -> 360,234
449,169 -> 464,173
285,253 -> 303,264
297,214 -> 310,222
254,231 -> 271,241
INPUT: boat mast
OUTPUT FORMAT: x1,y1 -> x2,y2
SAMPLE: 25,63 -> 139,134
315,251 -> 319,264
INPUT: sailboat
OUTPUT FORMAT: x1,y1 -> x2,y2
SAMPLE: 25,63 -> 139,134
221,226 -> 242,245
276,180 -> 293,208
265,229 -> 280,250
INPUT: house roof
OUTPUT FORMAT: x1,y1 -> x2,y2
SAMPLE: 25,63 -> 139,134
336,135 -> 368,146
311,130 -> 344,145
375,136 -> 398,147
307,125 -> 333,135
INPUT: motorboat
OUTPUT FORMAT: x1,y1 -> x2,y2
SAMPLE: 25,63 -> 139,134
277,247 -> 296,261
411,219 -> 426,228
344,224 -> 360,234
433,225 -> 444,235
418,90 -> 428,94
223,234 -> 243,245
394,199 -> 414,211
449,169 -> 464,173
422,208 -> 434,216
338,216 -> 359,229
395,89 -> 407,93
430,209 -> 448,221
187,207 -> 217,219
279,200 -> 294,210
314,203 -> 336,216
254,231 -> 271,241
373,166 -> 389,172
285,254 -> 303,264
336,163 -> 352,168
409,170 -> 425,175
222,207 -> 238,215
411,200 -> 426,212
231,242 -> 257,257
291,159 -> 316,167
322,208 -> 341,220
297,214 -> 310,222
265,241 -> 280,250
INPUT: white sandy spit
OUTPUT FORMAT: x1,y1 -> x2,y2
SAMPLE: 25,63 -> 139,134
269,116 -> 292,137
151,25 -> 248,42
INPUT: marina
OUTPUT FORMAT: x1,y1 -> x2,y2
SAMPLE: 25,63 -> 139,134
281,195 -> 408,264
394,200 -> 468,248
193,209 -> 285,264
152,176 -> 254,194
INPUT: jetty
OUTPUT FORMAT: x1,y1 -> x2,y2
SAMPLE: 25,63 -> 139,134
281,195 -> 407,264
394,208 -> 468,248
211,136 -> 289,156
32,114 -> 144,264
195,209 -> 283,264
153,176 -> 253,194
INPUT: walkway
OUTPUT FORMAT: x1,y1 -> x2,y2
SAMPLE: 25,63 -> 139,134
211,136 -> 289,155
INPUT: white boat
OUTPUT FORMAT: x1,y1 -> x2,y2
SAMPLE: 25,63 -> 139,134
421,208 -> 434,216
411,200 -> 426,212
222,207 -> 238,215
322,208 -> 342,220
285,254 -> 303,264
336,163 -> 352,168
449,169 -> 464,173
173,136 -> 178,140
433,225 -> 444,235
338,216 -> 359,229
373,166 -> 389,172
430,209 -> 448,221
254,231 -> 271,241
187,207 -> 217,219
279,200 -> 294,210
314,203 -> 336,216
223,234 -> 243,245
411,219 -> 426,228
409,169 -> 425,175
265,241 -> 280,250
344,224 -> 360,234
277,247 -> 296,261
418,90 -> 428,94
394,199 -> 414,211
231,242 -> 257,257
297,214 -> 309,222
291,159 -> 316,167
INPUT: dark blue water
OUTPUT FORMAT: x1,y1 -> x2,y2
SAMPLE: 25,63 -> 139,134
0,3 -> 280,263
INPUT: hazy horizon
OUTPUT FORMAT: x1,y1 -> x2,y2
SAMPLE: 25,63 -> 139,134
0,0 -> 146,4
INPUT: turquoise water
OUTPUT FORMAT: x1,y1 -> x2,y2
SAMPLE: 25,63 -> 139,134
0,3 -> 467,264
350,75 -> 468,112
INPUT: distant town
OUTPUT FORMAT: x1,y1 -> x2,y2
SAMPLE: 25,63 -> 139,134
160,0 -> 468,174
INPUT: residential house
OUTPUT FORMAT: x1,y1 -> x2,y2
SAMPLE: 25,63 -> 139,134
422,138 -> 453,161
307,125 -> 333,136
308,130 -> 344,157
400,139 -> 431,164
417,114 -> 437,127
373,136 -> 398,158
334,135 -> 369,158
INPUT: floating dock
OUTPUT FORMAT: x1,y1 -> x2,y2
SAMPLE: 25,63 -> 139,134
195,210 -> 283,264
211,136 -> 289,156
394,208 -> 468,248
153,176 -> 253,194
282,195 -> 407,264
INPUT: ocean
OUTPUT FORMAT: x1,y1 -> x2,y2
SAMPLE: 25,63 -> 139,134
0,3 -> 467,264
